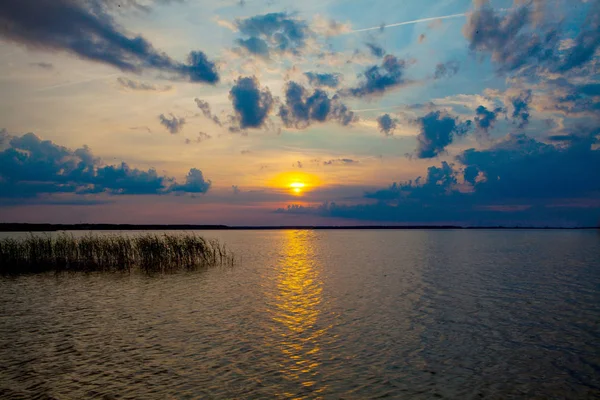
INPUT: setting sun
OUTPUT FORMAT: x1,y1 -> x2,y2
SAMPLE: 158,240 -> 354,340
289,182 -> 306,195
269,172 -> 321,196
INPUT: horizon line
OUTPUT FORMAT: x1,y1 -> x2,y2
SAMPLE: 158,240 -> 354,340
0,223 -> 597,232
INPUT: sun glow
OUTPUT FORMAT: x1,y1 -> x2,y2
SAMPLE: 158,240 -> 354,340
269,172 -> 321,196
289,182 -> 306,195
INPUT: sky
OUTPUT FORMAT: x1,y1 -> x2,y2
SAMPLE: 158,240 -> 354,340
0,0 -> 598,226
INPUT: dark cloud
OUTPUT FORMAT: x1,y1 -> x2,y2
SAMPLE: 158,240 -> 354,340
557,2 -> 600,72
170,168 -> 211,193
304,72 -> 341,88
278,161 -> 463,222
185,132 -> 211,144
89,0 -> 184,14
236,37 -> 270,59
117,77 -> 171,91
233,12 -> 309,57
0,0 -> 219,83
194,98 -> 222,126
183,51 -> 219,84
508,90 -> 532,129
159,113 -> 186,134
457,131 -> 600,201
366,43 -> 385,58
278,81 -> 357,128
535,78 -> 600,117
474,105 -> 503,134
463,164 -> 479,186
0,132 -> 211,197
462,1 -> 559,74
229,76 -> 274,129
330,99 -> 357,126
463,0 -> 600,75
377,114 -> 397,136
277,134 -> 600,226
323,159 -> 358,166
0,129 -> 8,147
433,61 -> 460,79
29,62 -> 53,70
415,111 -> 472,158
348,55 -> 410,97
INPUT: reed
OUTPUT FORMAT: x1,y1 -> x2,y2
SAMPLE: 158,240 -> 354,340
0,233 -> 234,274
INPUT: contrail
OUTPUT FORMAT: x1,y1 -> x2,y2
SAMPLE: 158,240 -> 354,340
346,12 -> 468,34
345,7 -> 510,34
35,73 -> 120,92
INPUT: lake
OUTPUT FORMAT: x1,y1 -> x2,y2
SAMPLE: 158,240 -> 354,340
1,230 -> 599,399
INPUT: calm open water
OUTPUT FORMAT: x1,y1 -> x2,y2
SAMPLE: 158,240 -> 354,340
1,230 -> 599,399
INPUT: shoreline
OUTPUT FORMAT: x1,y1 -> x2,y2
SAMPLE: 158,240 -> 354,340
0,223 -> 598,232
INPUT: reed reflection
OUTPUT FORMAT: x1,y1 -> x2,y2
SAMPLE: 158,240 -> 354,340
269,230 -> 327,397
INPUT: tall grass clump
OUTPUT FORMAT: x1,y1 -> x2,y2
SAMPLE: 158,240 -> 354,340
0,233 -> 234,274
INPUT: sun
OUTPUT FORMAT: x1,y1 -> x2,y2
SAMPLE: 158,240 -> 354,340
269,172 -> 320,196
289,182 -> 306,195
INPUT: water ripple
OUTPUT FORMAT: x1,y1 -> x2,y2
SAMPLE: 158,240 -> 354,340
1,230 -> 599,398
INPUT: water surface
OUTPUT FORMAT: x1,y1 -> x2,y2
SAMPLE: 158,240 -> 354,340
1,230 -> 599,399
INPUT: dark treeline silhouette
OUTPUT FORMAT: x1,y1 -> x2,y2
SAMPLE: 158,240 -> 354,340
0,223 -> 597,232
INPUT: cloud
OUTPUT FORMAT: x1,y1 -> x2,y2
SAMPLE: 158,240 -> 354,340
312,15 -> 352,36
29,62 -> 53,70
185,132 -> 212,144
532,78 -> 600,117
508,89 -> 532,128
415,111 -> 472,158
462,1 -> 559,74
474,105 -> 504,134
347,55 -> 410,97
0,132 -> 212,197
159,113 -> 186,134
463,0 -> 600,75
117,77 -> 172,91
556,1 -> 600,72
229,76 -> 274,129
194,99 -> 222,126
0,0 -> 219,83
366,43 -> 386,58
170,168 -> 211,193
235,37 -> 270,59
277,133 -> 600,225
184,51 -> 219,84
457,131 -> 600,200
304,72 -> 341,88
377,114 -> 397,136
434,61 -> 460,79
278,81 -> 357,128
0,129 -> 8,147
323,158 -> 358,165
366,161 -> 457,201
233,12 -> 309,58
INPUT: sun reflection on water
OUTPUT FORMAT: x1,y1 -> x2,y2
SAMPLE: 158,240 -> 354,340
268,230 -> 328,398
